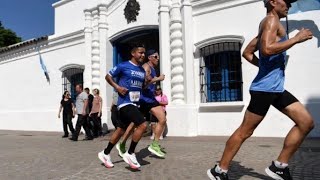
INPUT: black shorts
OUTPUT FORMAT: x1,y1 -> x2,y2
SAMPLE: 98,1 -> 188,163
118,104 -> 145,129
150,111 -> 167,123
139,101 -> 160,116
247,90 -> 299,116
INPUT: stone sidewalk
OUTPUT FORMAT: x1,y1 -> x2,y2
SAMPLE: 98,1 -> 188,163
0,130 -> 319,180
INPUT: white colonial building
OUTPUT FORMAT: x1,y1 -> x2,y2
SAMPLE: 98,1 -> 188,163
0,0 -> 319,137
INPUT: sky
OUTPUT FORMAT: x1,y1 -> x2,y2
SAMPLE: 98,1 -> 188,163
0,0 -> 59,41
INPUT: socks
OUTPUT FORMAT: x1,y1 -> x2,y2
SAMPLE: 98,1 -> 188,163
104,142 -> 115,155
128,141 -> 138,154
274,160 -> 288,169
215,164 -> 228,173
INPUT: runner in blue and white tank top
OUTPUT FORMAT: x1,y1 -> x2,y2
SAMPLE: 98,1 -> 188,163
207,1 -> 314,179
140,59 -> 158,104
140,49 -> 167,158
98,44 -> 148,170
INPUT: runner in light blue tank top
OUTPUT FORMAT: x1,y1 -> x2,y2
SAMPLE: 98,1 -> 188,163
250,36 -> 288,92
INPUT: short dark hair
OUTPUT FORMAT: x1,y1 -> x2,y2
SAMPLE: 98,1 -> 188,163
130,43 -> 145,54
84,87 -> 90,91
146,49 -> 158,58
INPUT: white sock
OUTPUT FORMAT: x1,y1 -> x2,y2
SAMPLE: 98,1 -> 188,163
274,160 -> 288,169
215,164 -> 228,173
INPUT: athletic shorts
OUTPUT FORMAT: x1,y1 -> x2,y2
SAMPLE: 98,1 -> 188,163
139,101 -> 160,116
247,90 -> 299,116
150,111 -> 167,123
118,104 -> 145,129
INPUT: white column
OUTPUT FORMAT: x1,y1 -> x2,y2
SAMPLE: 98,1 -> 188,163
84,10 -> 93,88
181,0 -> 195,104
98,5 -> 110,130
91,9 -> 100,90
170,0 -> 184,104
159,0 -> 172,102
166,0 -> 198,137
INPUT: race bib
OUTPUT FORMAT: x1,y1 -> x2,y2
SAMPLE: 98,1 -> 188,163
129,91 -> 140,102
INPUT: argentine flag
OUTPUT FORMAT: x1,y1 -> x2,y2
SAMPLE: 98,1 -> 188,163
37,48 -> 50,84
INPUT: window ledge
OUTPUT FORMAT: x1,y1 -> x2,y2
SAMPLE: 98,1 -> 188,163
199,101 -> 245,112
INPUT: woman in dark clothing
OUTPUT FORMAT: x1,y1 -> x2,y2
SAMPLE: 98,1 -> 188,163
58,91 -> 75,138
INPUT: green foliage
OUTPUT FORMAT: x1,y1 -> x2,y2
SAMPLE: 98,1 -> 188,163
0,21 -> 22,48
124,0 -> 140,24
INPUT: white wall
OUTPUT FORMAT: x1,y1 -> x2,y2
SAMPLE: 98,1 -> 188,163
0,35 -> 87,132
193,0 -> 320,137
53,0 -> 100,37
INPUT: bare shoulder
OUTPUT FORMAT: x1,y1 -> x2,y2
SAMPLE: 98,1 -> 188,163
260,16 -> 279,30
142,63 -> 150,71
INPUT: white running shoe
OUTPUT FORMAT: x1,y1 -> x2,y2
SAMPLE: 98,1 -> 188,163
98,151 -> 114,168
123,151 -> 141,169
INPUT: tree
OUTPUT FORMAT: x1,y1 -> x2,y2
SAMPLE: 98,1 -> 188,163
0,21 -> 22,48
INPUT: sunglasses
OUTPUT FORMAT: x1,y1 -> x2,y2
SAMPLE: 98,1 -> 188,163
150,55 -> 159,59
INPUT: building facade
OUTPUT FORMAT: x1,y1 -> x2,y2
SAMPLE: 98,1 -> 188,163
0,0 -> 319,137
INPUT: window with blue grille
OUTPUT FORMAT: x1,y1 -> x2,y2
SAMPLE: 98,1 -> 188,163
62,68 -> 84,101
200,42 -> 243,102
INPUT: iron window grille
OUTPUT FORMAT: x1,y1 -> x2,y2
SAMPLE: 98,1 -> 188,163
200,42 -> 243,102
62,68 -> 84,101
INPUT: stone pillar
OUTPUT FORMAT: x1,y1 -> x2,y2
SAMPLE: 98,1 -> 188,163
166,0 -> 198,137
159,0 -> 172,102
91,9 -> 100,90
170,0 -> 184,104
98,5 -> 110,130
83,10 -> 93,88
181,0 -> 195,104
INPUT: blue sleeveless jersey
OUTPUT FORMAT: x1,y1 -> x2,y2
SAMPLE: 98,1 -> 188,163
140,64 -> 157,103
250,36 -> 288,92
108,61 -> 145,108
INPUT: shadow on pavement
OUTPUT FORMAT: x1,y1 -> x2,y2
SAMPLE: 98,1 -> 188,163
228,161 -> 272,180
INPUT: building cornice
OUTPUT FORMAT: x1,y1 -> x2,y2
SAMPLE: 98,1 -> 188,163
109,25 -> 159,42
0,30 -> 85,64
52,0 -> 74,8
59,64 -> 85,72
192,0 -> 261,16
194,35 -> 245,49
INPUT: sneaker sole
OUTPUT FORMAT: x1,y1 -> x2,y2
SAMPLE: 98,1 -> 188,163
123,154 -> 140,169
206,169 -> 216,180
148,146 -> 165,158
98,152 -> 114,168
265,167 -> 284,180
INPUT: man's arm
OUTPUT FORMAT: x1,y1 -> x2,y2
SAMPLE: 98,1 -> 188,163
149,74 -> 165,84
142,64 -> 165,86
260,16 -> 313,56
82,99 -> 88,116
242,36 -> 259,67
105,74 -> 128,96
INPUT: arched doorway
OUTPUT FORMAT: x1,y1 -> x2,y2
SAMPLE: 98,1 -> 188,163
112,29 -> 160,76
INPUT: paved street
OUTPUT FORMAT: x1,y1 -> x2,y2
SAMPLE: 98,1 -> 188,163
0,130 -> 319,180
